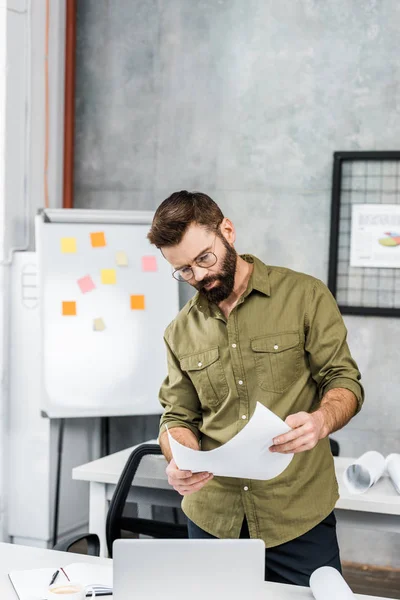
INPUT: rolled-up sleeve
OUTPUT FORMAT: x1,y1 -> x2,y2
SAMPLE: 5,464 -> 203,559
305,279 -> 364,412
158,333 -> 202,439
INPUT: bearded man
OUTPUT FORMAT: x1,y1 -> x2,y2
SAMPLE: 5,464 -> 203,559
147,191 -> 363,586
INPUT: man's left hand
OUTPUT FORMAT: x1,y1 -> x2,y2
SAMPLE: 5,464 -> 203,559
269,410 -> 326,454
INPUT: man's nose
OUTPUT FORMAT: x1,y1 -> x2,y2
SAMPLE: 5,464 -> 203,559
192,265 -> 208,282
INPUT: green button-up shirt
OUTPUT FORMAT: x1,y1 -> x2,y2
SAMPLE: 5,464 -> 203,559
159,255 -> 364,547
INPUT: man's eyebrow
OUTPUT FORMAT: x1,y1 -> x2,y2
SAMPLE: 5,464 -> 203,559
174,244 -> 213,270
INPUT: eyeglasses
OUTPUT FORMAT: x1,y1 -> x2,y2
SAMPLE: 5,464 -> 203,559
172,243 -> 218,282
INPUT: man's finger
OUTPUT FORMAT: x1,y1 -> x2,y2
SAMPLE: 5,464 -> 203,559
272,426 -> 305,447
291,443 -> 313,454
184,472 -> 212,485
168,468 -> 194,480
178,474 -> 213,495
285,411 -> 308,429
170,471 -> 211,485
270,433 -> 314,454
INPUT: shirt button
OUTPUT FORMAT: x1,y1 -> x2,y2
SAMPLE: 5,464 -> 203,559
238,380 -> 243,385
243,486 -> 249,491
232,343 -> 237,348
198,362 -> 202,367
274,344 -> 279,350
242,415 -> 247,420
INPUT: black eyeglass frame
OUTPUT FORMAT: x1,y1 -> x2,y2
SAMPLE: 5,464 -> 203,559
172,251 -> 218,282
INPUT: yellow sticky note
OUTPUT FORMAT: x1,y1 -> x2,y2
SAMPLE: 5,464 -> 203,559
130,295 -> 145,310
101,269 -> 116,284
62,301 -> 76,316
90,232 -> 106,247
116,251 -> 128,266
93,318 -> 106,331
61,237 -> 77,253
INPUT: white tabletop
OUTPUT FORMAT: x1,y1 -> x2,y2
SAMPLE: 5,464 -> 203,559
0,543 -> 111,600
0,542 -> 394,600
73,447 -> 400,516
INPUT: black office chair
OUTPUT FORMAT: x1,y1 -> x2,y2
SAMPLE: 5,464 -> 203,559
329,437 -> 340,457
54,443 -> 187,557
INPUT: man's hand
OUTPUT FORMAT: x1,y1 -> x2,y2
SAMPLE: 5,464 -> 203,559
269,410 -> 326,454
166,458 -> 213,495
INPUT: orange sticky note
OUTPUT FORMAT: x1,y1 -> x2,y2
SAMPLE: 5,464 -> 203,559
142,256 -> 158,272
61,237 -> 77,253
101,269 -> 116,284
62,301 -> 76,316
90,232 -> 106,247
130,295 -> 145,310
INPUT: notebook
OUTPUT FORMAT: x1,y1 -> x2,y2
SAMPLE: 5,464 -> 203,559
9,562 -> 113,600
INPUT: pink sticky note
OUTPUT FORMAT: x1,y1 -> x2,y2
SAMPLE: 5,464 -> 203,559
77,275 -> 96,294
142,256 -> 158,272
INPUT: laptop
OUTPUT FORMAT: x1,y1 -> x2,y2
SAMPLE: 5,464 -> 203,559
113,538 -> 265,600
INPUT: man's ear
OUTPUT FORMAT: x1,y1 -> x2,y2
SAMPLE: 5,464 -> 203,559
219,217 -> 236,245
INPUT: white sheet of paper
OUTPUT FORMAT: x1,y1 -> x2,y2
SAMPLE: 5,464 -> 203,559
386,453 -> 400,494
168,402 -> 293,480
310,566 -> 355,599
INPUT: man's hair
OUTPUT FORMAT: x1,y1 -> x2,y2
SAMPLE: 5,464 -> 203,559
147,190 -> 224,248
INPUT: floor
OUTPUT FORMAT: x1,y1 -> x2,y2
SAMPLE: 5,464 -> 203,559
342,562 -> 400,599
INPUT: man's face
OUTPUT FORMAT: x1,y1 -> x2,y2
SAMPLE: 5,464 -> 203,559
162,223 -> 238,303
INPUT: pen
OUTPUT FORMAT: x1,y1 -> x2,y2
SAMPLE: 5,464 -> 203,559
49,570 -> 59,586
86,593 -> 112,597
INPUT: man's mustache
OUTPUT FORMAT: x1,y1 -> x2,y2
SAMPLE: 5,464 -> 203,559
195,275 -> 221,291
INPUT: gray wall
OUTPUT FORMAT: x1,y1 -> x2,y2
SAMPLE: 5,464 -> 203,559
74,0 -> 400,567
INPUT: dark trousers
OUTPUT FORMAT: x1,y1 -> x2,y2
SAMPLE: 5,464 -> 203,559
187,512 -> 342,586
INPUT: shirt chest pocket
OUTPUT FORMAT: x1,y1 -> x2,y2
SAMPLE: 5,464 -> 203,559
180,347 -> 229,408
251,332 -> 301,393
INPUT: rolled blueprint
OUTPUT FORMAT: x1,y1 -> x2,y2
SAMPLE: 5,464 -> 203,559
343,451 -> 385,494
310,566 -> 355,600
386,453 -> 400,494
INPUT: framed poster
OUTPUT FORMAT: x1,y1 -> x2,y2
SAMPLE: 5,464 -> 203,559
328,151 -> 400,317
350,204 -> 400,269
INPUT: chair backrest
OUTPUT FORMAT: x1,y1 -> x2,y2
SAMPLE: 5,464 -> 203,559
329,437 -> 340,457
105,443 -> 187,556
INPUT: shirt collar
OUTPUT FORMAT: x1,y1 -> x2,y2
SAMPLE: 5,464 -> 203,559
185,253 -> 271,315
243,254 -> 271,298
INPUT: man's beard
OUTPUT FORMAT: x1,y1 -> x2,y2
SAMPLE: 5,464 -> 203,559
195,237 -> 238,304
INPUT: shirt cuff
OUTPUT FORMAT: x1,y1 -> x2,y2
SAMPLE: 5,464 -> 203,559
159,420 -> 201,441
321,377 -> 364,414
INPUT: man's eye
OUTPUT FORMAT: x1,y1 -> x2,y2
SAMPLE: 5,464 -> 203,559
198,253 -> 210,262
180,267 -> 192,274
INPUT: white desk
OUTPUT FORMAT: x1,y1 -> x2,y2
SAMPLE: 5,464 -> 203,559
0,542 -> 395,600
73,446 -> 400,557
0,542 -> 111,600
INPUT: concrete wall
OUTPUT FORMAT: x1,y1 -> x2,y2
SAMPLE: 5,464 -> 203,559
74,0 -> 400,567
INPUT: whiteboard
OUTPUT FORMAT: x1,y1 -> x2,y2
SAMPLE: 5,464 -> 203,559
35,209 -> 179,418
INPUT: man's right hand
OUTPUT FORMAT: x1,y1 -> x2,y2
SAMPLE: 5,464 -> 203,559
166,459 -> 213,496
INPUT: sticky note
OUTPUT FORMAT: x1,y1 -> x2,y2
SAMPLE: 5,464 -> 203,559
93,318 -> 106,331
116,251 -> 128,266
62,301 -> 76,316
142,256 -> 158,272
61,237 -> 77,253
101,269 -> 116,284
90,232 -> 106,247
77,275 -> 96,294
130,295 -> 145,310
